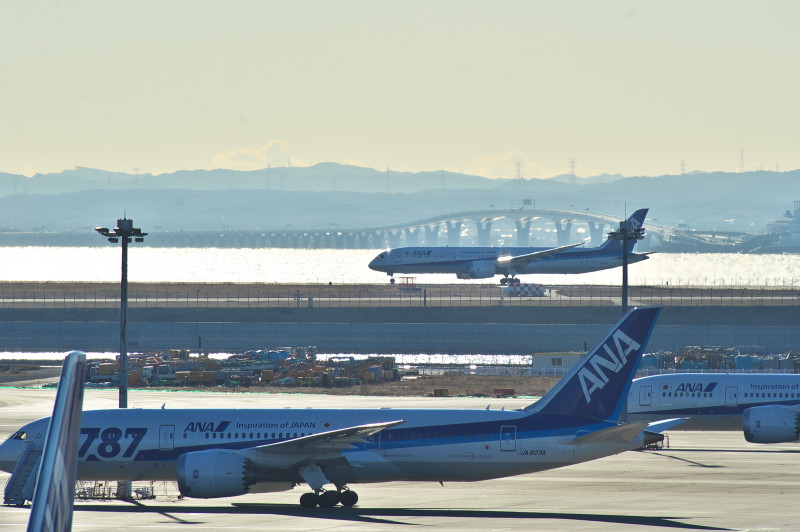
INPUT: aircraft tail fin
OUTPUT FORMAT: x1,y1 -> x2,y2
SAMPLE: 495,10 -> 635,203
599,208 -> 649,252
27,351 -> 87,532
524,307 -> 661,421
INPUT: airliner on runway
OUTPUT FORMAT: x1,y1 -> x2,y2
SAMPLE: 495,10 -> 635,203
625,373 -> 800,443
369,209 -> 650,283
1,307 -> 671,509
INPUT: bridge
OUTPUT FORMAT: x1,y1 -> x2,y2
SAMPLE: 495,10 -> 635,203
149,208 -> 660,249
0,208 -> 748,250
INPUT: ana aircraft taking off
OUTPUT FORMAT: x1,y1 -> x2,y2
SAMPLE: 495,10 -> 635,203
369,209 -> 650,283
1,307 -> 671,509
625,373 -> 800,443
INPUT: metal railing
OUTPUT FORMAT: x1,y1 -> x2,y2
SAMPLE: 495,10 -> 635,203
0,283 -> 797,310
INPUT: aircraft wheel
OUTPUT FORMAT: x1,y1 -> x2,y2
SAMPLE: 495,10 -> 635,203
318,490 -> 340,508
300,492 -> 319,508
499,278 -> 508,285
339,490 -> 358,507
389,278 -> 396,284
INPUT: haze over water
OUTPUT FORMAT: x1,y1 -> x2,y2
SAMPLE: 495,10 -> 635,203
0,247 -> 797,286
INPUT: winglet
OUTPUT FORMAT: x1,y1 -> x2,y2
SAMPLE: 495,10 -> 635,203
28,351 -> 87,532
524,307 -> 661,421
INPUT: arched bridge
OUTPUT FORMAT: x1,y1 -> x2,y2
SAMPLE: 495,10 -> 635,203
0,208 -> 747,250
144,208 -> 674,249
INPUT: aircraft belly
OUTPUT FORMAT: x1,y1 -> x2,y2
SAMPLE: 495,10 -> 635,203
339,441 -> 574,482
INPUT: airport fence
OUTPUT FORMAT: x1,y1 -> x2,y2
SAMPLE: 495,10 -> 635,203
0,282 -> 797,310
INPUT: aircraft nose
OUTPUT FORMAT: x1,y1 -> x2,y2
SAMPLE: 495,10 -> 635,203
368,255 -> 385,271
0,438 -> 24,473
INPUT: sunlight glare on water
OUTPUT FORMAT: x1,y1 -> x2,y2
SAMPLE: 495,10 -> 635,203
0,247 -> 796,286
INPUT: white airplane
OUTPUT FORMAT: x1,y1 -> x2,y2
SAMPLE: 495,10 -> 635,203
625,373 -> 800,443
17,351 -> 87,531
369,209 -> 650,284
1,307 -> 670,509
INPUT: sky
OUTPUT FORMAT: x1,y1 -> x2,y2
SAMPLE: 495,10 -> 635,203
1,1 -> 799,179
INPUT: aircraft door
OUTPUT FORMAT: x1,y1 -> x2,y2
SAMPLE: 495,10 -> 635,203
500,426 -> 517,452
365,432 -> 380,450
159,425 -> 175,450
638,386 -> 652,407
725,387 -> 738,407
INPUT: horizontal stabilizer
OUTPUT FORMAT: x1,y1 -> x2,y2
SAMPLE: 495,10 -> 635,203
646,418 -> 688,433
565,422 -> 649,445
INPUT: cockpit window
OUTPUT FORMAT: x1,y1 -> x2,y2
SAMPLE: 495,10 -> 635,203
377,253 -> 386,259
9,431 -> 26,441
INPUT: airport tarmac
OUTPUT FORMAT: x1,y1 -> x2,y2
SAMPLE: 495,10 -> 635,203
2,388 -> 800,531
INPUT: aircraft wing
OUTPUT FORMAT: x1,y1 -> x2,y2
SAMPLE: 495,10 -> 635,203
244,420 -> 405,469
498,242 -> 583,269
564,422 -> 650,445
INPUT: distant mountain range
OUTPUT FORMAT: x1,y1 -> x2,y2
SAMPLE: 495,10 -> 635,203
0,163 -> 795,234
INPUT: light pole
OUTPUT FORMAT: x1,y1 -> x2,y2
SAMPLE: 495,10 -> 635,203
607,218 -> 645,314
95,218 -> 147,409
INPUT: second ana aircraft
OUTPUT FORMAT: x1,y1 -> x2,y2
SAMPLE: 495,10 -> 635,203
369,208 -> 650,284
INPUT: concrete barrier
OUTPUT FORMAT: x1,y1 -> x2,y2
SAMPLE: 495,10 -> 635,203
1,320 -> 799,354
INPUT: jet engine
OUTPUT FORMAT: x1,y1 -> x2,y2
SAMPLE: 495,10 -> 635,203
177,450 -> 254,498
742,404 -> 800,443
456,260 -> 496,280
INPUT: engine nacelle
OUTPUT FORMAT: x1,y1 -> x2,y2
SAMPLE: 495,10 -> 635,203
456,260 -> 496,280
177,450 -> 253,498
743,404 -> 800,443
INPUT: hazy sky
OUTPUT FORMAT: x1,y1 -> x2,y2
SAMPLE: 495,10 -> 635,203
2,1 -> 798,179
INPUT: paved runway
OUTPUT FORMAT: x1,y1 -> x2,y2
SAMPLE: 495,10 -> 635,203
2,388 -> 800,531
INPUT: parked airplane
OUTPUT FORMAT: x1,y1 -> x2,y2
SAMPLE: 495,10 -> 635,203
23,351 -> 87,531
369,208 -> 650,283
625,373 -> 800,443
1,307 -> 668,509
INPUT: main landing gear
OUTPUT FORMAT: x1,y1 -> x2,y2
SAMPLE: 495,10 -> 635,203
299,486 -> 359,508
499,277 -> 519,285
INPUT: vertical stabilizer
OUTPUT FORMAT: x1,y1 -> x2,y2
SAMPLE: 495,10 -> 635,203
599,208 -> 649,252
524,307 -> 661,421
27,351 -> 87,532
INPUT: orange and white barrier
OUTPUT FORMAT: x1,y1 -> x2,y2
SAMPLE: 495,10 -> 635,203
500,283 -> 546,297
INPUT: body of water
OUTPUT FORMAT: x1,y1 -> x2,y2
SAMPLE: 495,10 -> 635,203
0,247 -> 796,286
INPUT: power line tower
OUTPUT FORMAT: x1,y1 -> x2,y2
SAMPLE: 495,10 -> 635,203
739,148 -> 745,172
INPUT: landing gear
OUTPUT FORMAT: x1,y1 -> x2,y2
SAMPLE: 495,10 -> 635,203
499,276 -> 519,285
299,492 -> 318,508
318,490 -> 340,508
298,486 -> 358,508
339,488 -> 358,507
389,277 -> 396,284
